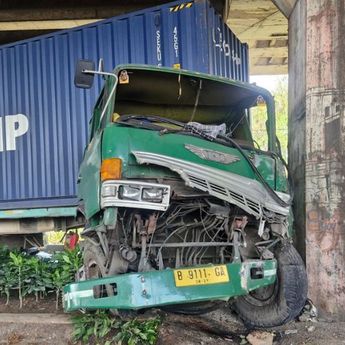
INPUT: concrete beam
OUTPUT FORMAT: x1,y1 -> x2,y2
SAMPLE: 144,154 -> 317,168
226,0 -> 288,74
0,19 -> 101,31
250,63 -> 287,75
272,0 -> 297,18
249,46 -> 288,58
0,6 -> 150,21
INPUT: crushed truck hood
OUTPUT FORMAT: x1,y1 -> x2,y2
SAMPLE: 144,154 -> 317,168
132,151 -> 289,219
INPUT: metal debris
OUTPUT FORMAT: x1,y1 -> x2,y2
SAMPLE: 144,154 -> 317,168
298,299 -> 318,322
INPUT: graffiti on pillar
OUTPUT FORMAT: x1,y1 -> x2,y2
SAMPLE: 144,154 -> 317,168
307,207 -> 340,253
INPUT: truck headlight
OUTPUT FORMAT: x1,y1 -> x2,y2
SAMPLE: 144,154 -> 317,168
142,187 -> 164,203
118,185 -> 141,201
101,185 -> 117,197
101,180 -> 170,211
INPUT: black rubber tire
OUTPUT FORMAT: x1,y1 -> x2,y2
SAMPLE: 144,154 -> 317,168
232,243 -> 308,328
83,243 -> 115,298
83,242 -> 138,318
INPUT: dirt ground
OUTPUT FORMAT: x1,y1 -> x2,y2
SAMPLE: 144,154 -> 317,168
0,302 -> 344,345
0,323 -> 73,345
157,309 -> 345,345
0,296 -> 63,314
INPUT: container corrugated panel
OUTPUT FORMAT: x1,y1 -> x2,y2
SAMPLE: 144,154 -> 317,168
0,0 -> 248,211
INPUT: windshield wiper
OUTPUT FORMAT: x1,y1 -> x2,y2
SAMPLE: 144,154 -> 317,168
120,114 -> 185,128
119,114 -> 233,147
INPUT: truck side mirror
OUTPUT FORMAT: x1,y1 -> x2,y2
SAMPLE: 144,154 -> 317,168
74,59 -> 96,89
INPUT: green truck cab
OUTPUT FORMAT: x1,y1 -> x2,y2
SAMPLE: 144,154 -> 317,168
64,62 -> 307,328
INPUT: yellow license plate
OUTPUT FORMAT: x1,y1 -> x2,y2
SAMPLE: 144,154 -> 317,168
173,265 -> 229,287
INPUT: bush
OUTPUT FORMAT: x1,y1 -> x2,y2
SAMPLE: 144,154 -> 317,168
0,245 -> 82,308
72,310 -> 161,345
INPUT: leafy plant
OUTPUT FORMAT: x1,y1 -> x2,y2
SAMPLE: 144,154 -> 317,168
72,311 -> 161,345
0,246 -> 12,304
115,318 -> 160,345
72,310 -> 121,343
22,256 -> 47,302
9,252 -> 25,308
51,247 -> 83,308
0,245 -> 82,308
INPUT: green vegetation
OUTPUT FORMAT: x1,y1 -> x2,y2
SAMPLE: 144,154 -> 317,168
0,245 -> 82,308
251,76 -> 288,160
72,310 -> 161,345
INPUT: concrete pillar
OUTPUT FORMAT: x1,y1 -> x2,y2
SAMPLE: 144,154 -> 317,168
288,0 -> 306,262
289,0 -> 345,319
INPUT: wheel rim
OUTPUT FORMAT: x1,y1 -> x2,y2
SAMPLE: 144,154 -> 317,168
243,280 -> 279,307
86,259 -> 108,299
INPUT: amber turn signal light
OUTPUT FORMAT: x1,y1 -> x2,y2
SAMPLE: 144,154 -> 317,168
101,158 -> 122,181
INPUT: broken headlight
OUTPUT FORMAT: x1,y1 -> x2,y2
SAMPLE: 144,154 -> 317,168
142,187 -> 165,203
118,185 -> 141,201
101,180 -> 171,211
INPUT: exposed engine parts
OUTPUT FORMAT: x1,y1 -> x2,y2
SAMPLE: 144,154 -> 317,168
93,197 -> 284,273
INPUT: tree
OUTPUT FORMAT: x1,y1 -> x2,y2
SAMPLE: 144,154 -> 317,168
250,76 -> 288,160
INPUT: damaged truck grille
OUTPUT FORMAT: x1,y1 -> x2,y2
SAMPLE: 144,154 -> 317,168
132,151 -> 289,221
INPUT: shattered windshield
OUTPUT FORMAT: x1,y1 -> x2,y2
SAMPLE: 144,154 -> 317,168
113,68 -> 270,148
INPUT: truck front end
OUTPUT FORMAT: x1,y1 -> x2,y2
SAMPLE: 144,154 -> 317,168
64,64 -> 307,328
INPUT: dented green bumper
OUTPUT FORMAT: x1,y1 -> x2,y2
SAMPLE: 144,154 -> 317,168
63,260 -> 276,312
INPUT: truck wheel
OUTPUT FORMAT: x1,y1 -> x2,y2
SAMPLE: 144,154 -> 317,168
232,243 -> 307,328
83,242 -> 115,299
83,241 -> 136,318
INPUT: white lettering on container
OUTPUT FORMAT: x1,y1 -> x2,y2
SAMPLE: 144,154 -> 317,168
0,114 -> 29,152
212,27 -> 242,65
156,30 -> 162,66
173,27 -> 179,58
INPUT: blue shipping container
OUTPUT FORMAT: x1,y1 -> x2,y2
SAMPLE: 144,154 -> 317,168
0,0 -> 248,211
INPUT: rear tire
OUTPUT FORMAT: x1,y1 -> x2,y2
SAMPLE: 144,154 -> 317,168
232,243 -> 307,328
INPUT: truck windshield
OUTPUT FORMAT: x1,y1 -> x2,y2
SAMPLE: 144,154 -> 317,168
113,68 -> 271,149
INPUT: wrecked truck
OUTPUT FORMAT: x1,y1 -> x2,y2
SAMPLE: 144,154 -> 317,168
63,61 -> 307,328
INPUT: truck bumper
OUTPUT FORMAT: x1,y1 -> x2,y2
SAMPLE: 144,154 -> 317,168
63,259 -> 277,312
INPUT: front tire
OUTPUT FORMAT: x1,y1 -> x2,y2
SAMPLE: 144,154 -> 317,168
232,243 -> 307,328
83,241 -> 137,318
83,242 -> 115,299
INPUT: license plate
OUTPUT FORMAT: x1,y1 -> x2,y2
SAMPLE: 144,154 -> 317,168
173,265 -> 229,287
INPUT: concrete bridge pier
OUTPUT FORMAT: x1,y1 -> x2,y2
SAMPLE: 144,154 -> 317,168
288,0 -> 345,319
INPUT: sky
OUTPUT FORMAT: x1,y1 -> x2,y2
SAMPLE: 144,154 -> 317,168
250,75 -> 288,93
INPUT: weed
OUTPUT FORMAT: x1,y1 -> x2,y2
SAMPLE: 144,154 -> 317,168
115,318 -> 160,345
72,311 -> 161,345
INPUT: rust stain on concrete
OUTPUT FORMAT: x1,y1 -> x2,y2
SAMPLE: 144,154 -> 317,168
305,0 -> 345,319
